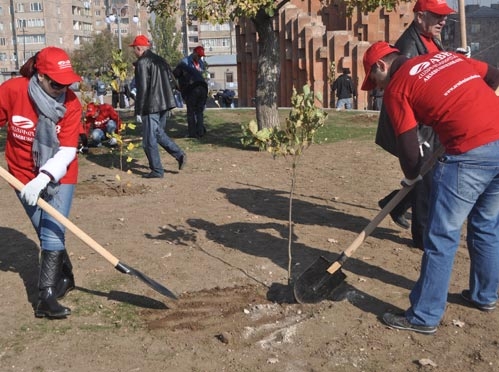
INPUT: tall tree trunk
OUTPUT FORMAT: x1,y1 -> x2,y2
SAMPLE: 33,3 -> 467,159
253,10 -> 280,130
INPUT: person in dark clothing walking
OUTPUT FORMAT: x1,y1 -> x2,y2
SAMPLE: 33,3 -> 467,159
375,0 -> 456,249
130,35 -> 186,179
331,68 -> 357,110
173,46 -> 208,138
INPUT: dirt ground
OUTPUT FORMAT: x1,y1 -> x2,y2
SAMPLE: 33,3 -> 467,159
1,132 -> 499,372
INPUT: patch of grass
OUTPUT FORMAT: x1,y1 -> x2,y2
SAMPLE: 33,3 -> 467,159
18,322 -> 72,335
170,108 -> 379,150
315,111 -> 379,143
0,109 -> 380,165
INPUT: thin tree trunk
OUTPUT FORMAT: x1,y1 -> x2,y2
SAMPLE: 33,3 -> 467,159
252,10 -> 280,130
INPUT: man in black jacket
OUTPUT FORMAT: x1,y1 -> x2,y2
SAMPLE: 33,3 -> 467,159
130,35 -> 186,179
375,0 -> 455,249
173,46 -> 208,138
331,68 -> 357,110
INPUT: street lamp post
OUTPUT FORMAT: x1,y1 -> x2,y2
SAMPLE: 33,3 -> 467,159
21,20 -> 26,65
105,5 -> 139,51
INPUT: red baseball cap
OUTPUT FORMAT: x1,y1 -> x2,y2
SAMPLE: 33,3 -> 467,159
361,42 -> 400,91
35,47 -> 81,85
194,46 -> 205,57
130,35 -> 151,47
86,102 -> 98,116
413,0 -> 455,15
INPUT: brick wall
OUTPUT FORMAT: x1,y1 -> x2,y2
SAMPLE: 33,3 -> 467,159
236,0 -> 415,109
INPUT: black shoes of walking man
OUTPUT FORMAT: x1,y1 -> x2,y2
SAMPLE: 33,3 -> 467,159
142,153 -> 187,179
378,196 -> 410,229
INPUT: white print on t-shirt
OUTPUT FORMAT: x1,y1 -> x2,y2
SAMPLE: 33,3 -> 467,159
408,52 -> 463,83
12,115 -> 34,129
11,115 -> 35,142
444,75 -> 481,96
9,115 -> 61,142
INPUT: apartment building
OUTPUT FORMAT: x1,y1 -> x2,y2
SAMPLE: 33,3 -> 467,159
443,5 -> 499,67
0,0 -> 148,76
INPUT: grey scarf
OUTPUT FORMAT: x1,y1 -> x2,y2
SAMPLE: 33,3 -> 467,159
28,76 -> 66,194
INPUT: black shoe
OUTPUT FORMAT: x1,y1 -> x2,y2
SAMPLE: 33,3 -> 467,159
378,199 -> 410,229
412,238 -> 425,251
461,290 -> 496,312
178,154 -> 187,170
392,215 -> 410,229
382,312 -> 437,335
35,287 -> 71,319
142,172 -> 164,179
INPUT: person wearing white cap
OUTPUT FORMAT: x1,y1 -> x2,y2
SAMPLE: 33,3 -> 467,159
0,46 -> 82,319
362,41 -> 499,334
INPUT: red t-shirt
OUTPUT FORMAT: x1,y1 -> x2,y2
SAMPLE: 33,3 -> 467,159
384,52 -> 499,154
0,77 -> 82,184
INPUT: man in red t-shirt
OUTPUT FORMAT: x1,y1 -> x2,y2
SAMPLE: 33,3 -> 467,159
362,42 -> 499,335
376,0 -> 460,247
84,102 -> 121,147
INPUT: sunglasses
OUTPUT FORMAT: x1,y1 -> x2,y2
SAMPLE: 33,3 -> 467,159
46,75 -> 70,90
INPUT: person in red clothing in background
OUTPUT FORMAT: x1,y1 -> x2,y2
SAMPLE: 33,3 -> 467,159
84,102 -> 121,147
0,47 -> 82,319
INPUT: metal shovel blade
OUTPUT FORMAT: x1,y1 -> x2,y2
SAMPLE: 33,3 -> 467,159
116,262 -> 178,300
293,256 -> 347,304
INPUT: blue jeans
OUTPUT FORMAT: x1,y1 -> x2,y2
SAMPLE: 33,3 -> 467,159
336,98 -> 352,110
91,120 -> 117,145
17,184 -> 75,252
142,111 -> 184,176
406,140 -> 499,327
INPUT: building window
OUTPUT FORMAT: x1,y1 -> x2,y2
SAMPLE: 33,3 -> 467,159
470,42 -> 480,52
0,38 -> 6,46
225,72 -> 233,83
471,23 -> 480,34
0,53 -> 7,61
30,2 -> 43,12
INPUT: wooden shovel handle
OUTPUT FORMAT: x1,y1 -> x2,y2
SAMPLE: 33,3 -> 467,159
459,0 -> 467,48
327,146 -> 445,274
0,166 -> 120,267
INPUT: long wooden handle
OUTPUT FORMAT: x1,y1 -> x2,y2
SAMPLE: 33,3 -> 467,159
327,146 -> 445,274
459,0 -> 467,48
0,166 -> 120,267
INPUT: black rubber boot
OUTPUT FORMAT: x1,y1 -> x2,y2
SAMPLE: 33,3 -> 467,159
56,250 -> 75,299
35,250 -> 71,319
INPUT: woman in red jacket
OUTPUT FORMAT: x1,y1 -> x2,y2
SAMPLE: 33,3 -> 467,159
0,47 -> 82,319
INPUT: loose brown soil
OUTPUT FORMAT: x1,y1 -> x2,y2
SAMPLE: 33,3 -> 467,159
1,135 -> 498,372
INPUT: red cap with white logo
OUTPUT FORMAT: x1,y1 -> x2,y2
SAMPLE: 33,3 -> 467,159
35,47 -> 81,85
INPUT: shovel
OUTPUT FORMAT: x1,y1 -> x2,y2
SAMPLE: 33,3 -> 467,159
293,146 -> 444,304
0,166 -> 177,300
